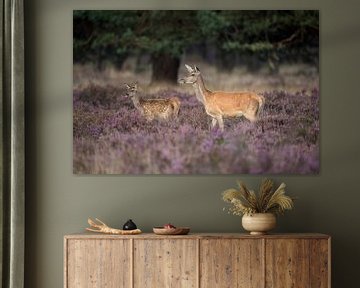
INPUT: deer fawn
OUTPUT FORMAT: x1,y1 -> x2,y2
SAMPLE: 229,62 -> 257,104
124,83 -> 181,121
179,64 -> 265,131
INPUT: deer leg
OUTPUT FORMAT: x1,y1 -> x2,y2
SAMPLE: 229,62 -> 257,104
216,116 -> 224,131
244,104 -> 259,122
245,113 -> 257,122
146,114 -> 154,121
211,117 -> 217,128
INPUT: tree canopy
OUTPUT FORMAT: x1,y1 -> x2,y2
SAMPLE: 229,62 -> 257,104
74,10 -> 319,82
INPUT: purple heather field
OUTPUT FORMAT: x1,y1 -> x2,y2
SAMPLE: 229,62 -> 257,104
73,67 -> 319,174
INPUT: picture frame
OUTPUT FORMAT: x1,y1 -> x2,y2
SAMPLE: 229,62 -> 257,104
73,10 -> 319,175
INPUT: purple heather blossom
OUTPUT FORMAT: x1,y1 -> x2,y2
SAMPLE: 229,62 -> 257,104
73,85 -> 320,174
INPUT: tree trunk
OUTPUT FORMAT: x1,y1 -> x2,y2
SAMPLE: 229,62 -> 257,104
151,54 -> 180,84
217,51 -> 237,72
95,48 -> 105,71
113,54 -> 128,70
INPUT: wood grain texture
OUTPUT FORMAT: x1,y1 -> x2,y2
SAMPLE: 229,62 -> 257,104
200,239 -> 264,288
265,239 -> 310,288
133,239 -> 197,288
66,239 -> 131,288
64,234 -> 331,288
65,233 -> 330,240
310,239 -> 330,288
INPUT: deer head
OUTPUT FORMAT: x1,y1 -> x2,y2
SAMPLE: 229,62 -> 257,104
178,64 -> 201,84
124,82 -> 138,98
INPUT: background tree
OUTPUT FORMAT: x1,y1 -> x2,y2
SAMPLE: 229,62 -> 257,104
73,10 -> 319,83
74,10 -> 227,83
217,10 -> 319,72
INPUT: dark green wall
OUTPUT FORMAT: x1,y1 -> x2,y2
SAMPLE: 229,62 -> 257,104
25,0 -> 360,287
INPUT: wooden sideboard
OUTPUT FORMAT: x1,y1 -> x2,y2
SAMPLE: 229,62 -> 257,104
64,233 -> 330,288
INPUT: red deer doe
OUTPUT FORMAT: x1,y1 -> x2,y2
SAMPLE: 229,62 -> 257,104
179,64 -> 265,131
125,83 -> 181,121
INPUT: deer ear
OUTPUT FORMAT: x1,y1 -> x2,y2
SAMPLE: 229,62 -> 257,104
195,66 -> 200,72
185,64 -> 193,73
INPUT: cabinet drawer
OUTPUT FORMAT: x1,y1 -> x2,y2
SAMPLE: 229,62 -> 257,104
265,239 -> 329,288
200,239 -> 264,288
65,239 -> 131,288
134,239 -> 198,288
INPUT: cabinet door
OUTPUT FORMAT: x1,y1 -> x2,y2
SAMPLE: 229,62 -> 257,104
200,239 -> 264,288
134,239 -> 198,288
266,239 -> 309,288
66,239 -> 131,288
309,239 -> 330,288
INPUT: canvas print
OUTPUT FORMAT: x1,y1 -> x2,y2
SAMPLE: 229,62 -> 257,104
73,10 -> 319,174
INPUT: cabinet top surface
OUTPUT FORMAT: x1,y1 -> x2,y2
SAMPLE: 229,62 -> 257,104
64,232 -> 330,240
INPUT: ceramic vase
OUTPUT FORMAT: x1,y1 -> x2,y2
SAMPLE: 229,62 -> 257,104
242,213 -> 276,235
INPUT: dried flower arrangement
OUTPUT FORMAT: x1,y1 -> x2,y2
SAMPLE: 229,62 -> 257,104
222,178 -> 294,216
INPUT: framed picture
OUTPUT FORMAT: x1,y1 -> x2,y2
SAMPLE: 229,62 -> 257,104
73,10 -> 319,175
